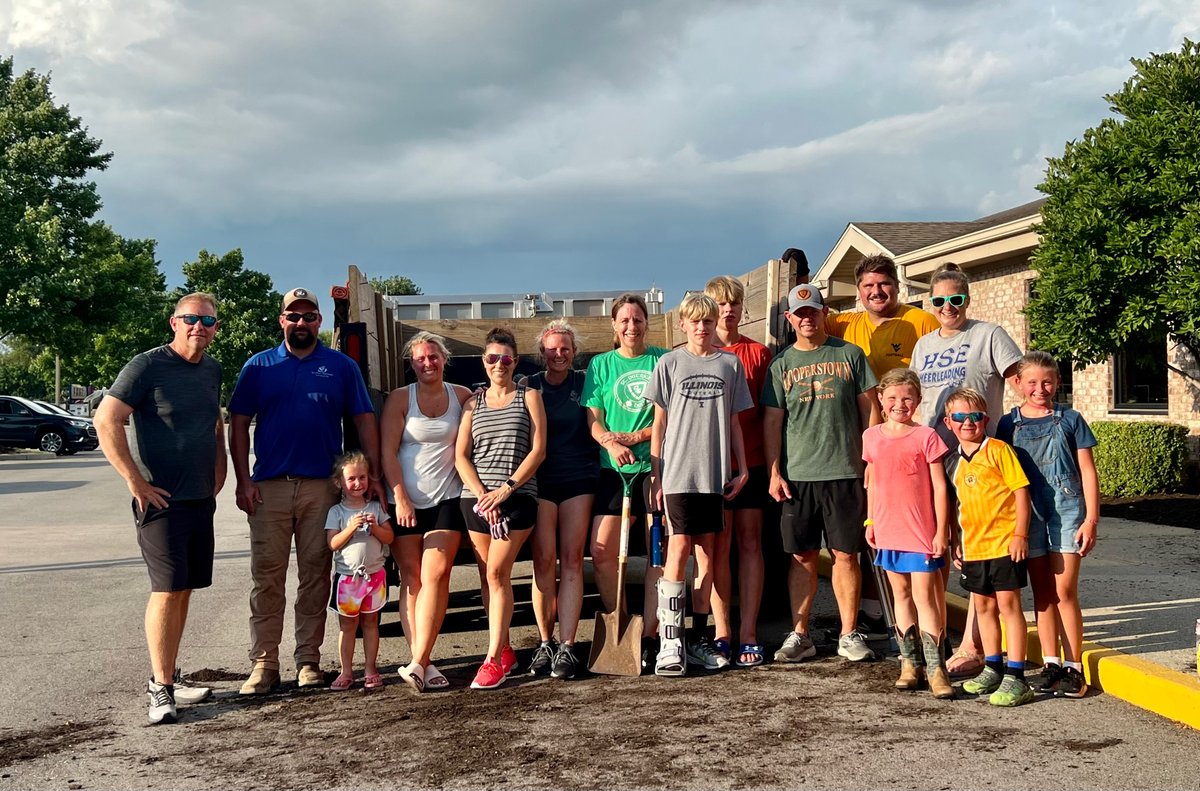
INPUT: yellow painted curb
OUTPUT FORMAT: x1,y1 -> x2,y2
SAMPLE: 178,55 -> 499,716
819,550 -> 1200,730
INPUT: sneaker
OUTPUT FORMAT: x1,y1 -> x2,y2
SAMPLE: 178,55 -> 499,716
500,645 -> 518,677
989,675 -> 1035,707
296,663 -> 324,688
1054,667 -> 1088,699
470,659 -> 507,690
837,631 -> 876,662
529,640 -> 556,677
774,631 -> 817,663
1035,662 -> 1067,694
147,680 -> 176,725
962,665 -> 1003,695
856,609 -> 889,640
640,636 -> 658,674
550,644 -> 579,679
686,636 -> 729,670
171,669 -> 212,705
239,665 -> 281,696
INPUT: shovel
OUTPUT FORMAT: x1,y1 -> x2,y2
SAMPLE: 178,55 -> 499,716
866,546 -> 901,656
588,471 -> 644,676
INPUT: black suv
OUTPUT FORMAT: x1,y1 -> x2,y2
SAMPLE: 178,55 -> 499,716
0,395 -> 99,455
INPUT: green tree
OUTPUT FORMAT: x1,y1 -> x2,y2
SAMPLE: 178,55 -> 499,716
0,56 -> 115,349
369,275 -> 422,295
181,249 -> 281,400
1028,39 -> 1200,372
0,338 -> 53,399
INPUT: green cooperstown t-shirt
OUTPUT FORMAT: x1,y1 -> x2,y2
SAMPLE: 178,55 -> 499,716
582,346 -> 669,473
761,337 -> 877,482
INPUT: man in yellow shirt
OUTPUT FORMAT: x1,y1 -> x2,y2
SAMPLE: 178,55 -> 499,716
826,253 -> 938,380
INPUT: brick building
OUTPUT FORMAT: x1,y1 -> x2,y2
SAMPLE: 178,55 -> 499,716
812,198 -> 1200,458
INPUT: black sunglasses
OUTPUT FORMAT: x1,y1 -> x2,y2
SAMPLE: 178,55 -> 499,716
931,294 -> 967,308
176,314 -> 218,327
283,311 -> 320,323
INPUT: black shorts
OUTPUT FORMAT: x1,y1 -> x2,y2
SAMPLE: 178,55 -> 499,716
389,498 -> 465,538
959,556 -> 1027,595
592,468 -> 652,518
133,497 -> 216,592
537,477 -> 598,506
665,493 -> 725,537
725,465 -> 769,512
461,493 -> 539,534
779,479 -> 865,555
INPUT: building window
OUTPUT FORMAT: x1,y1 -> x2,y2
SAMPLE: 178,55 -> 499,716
1112,330 -> 1168,412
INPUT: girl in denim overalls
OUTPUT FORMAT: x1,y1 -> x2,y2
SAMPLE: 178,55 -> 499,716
996,351 -> 1100,699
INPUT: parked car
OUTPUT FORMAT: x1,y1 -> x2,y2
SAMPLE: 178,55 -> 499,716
0,395 -> 99,455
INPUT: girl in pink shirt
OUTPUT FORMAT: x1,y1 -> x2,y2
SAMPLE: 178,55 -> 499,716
862,368 -> 952,698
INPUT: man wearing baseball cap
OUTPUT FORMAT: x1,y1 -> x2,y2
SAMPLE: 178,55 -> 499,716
228,287 -> 384,694
761,284 -> 878,665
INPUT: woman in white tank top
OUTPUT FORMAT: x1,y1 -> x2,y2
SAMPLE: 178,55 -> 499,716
381,332 -> 472,692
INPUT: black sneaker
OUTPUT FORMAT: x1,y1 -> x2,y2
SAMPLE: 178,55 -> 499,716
1054,667 -> 1088,698
147,680 -> 176,725
550,644 -> 579,679
640,636 -> 658,675
1036,662 -> 1067,694
855,610 -> 889,640
529,640 -> 556,676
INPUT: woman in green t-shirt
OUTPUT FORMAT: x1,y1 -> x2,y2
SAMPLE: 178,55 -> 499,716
582,293 -> 668,668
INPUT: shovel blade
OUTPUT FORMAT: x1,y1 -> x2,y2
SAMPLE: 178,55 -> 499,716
587,611 -> 644,677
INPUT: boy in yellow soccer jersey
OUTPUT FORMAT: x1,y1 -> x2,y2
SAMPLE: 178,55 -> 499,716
944,387 -> 1033,707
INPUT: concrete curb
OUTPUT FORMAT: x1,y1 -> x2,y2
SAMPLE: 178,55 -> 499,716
818,551 -> 1200,730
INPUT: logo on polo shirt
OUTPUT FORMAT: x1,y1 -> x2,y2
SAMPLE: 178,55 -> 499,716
313,365 -> 333,379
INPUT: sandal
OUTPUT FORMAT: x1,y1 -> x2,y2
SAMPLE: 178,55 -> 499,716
712,639 -> 733,664
330,673 -> 354,691
363,673 -> 385,690
398,664 -> 425,693
424,663 -> 450,690
946,646 -> 984,679
736,642 -> 765,668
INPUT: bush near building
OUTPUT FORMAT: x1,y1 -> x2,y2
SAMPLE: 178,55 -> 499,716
1092,421 -> 1191,496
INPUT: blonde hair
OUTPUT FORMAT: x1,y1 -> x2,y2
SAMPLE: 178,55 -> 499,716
331,450 -> 370,487
944,387 -> 987,414
537,318 -> 579,357
403,331 -> 451,362
930,262 -> 970,295
704,275 -> 745,305
877,368 -> 921,396
678,293 -> 718,322
1015,350 -> 1060,380
175,292 -> 218,314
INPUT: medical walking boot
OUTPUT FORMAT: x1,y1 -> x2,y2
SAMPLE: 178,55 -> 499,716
922,631 -> 956,700
895,625 -> 925,690
655,578 -> 687,677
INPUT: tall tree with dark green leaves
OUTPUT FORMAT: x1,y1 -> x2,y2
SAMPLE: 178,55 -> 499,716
180,249 -> 281,399
369,275 -> 422,295
0,56 -> 115,348
1028,39 -> 1200,374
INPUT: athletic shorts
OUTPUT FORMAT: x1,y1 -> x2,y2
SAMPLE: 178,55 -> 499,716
328,568 -> 388,616
778,479 -> 866,555
724,465 -> 768,512
537,477 -> 598,506
665,493 -> 725,537
389,498 -> 465,538
593,468 -> 652,518
461,493 -> 539,535
959,556 -> 1027,595
874,548 -> 945,573
133,497 -> 216,592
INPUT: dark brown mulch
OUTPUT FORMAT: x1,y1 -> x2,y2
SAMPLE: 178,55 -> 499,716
1100,492 -> 1200,530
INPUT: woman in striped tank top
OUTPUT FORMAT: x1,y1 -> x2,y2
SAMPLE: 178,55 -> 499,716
456,328 -> 547,690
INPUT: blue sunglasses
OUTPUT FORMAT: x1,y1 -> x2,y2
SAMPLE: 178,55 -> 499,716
176,314 -> 218,328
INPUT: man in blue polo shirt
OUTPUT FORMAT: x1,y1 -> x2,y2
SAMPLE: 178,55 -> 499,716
229,287 -> 384,694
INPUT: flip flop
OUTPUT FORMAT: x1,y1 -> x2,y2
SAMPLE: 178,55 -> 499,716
736,642 -> 765,668
363,673 -> 385,690
424,663 -> 450,690
398,664 -> 425,693
330,673 -> 354,691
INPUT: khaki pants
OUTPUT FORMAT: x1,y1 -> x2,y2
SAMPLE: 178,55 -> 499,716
247,478 -> 338,670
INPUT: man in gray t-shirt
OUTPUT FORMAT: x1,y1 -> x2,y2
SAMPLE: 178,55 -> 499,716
95,292 -> 226,725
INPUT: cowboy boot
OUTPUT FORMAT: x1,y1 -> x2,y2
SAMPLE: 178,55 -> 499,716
895,625 -> 925,690
923,631 -> 956,699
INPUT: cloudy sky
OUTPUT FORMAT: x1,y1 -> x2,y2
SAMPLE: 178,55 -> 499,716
4,0 -> 1199,306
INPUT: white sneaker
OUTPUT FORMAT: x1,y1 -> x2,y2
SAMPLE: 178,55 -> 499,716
837,630 -> 876,662
172,669 -> 212,705
147,680 -> 176,725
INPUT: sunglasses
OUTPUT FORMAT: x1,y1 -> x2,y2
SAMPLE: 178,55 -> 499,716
283,311 -> 320,323
930,294 -> 967,308
484,353 -> 515,366
175,314 -> 218,327
949,411 -> 986,423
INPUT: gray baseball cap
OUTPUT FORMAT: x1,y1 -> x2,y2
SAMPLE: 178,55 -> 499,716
787,284 -> 825,312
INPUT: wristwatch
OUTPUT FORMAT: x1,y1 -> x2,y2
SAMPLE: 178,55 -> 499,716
505,478 -> 518,489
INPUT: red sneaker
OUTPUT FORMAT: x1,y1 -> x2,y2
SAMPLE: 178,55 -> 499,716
500,645 -> 518,677
470,659 -> 506,690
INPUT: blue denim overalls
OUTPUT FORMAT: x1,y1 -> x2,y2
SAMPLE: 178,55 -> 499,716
1007,404 -> 1085,555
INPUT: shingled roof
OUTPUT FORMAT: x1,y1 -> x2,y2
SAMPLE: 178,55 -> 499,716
853,197 -> 1047,256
